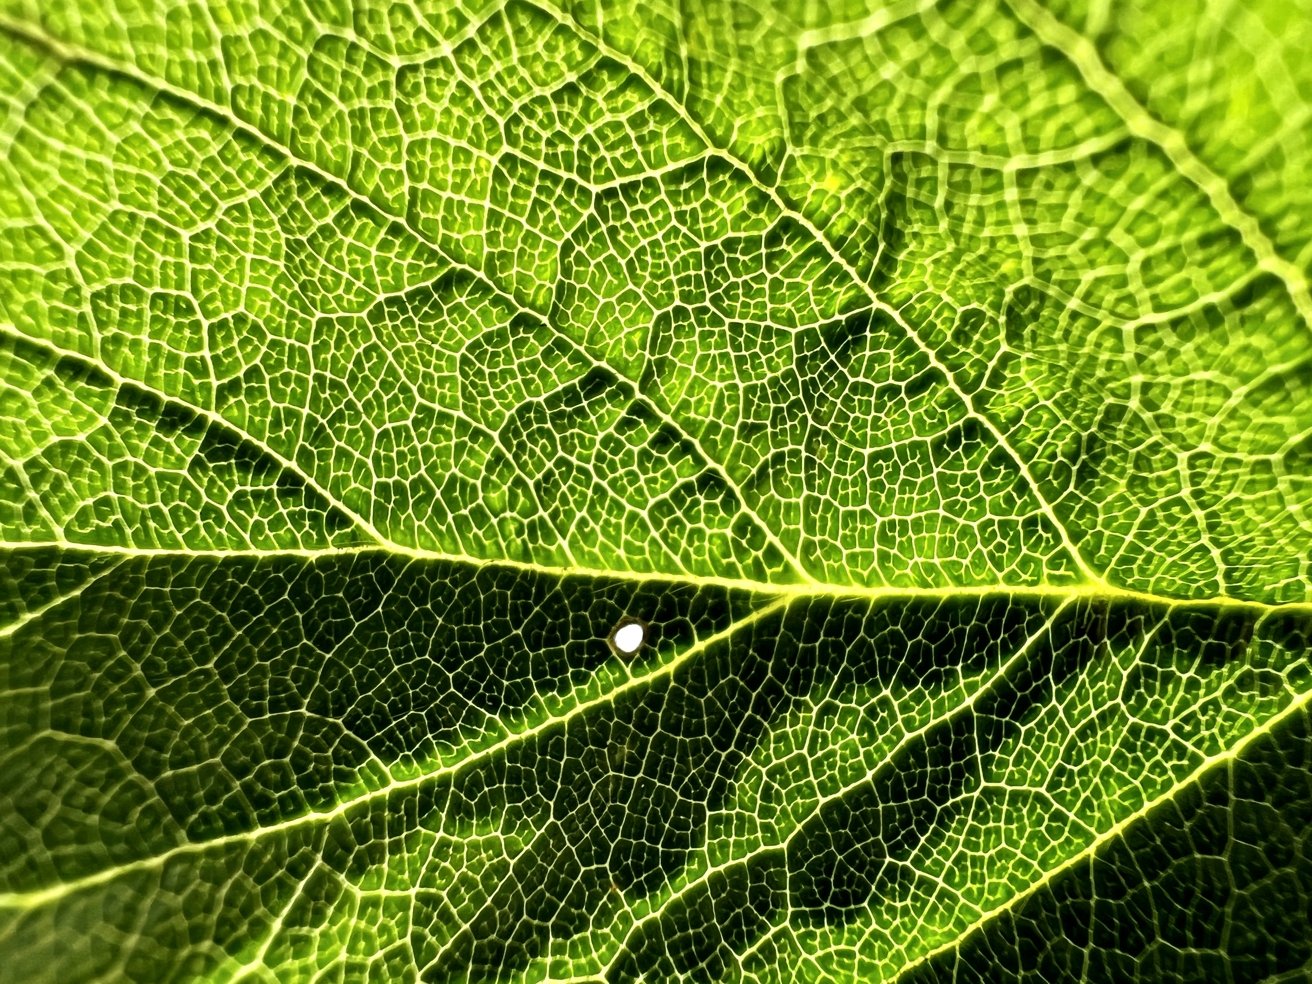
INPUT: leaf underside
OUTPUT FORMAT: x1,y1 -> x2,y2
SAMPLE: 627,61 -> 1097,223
1,0 -> 1310,981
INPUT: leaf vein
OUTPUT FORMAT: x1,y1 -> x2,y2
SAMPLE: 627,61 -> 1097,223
0,17 -> 811,583
535,0 -> 1105,587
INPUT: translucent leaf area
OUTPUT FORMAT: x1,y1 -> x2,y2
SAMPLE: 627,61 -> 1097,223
1,0 -> 1310,981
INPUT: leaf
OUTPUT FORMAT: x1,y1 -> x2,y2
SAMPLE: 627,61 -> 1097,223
1,0 -> 1309,982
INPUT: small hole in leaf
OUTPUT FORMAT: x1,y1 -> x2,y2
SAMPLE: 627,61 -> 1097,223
609,618 -> 647,656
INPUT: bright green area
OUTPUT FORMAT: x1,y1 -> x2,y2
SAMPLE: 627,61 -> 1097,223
1,0 -> 1310,981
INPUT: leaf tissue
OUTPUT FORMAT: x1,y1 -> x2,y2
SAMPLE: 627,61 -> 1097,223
1,0 -> 1310,981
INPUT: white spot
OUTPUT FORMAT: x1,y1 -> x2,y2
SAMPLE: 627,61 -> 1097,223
611,621 -> 646,655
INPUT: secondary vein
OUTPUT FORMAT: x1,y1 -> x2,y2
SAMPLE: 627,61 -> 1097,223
0,17 -> 813,584
0,596 -> 792,911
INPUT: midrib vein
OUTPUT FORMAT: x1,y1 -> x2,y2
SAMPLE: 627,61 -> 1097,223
4,539 -> 1309,614
0,17 -> 812,585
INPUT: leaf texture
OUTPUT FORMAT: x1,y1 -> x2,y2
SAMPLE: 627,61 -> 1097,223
1,0 -> 1310,981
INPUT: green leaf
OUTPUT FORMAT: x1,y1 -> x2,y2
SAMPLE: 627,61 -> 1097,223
1,0 -> 1309,981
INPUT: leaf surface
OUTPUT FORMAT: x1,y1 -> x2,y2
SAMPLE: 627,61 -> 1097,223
1,0 -> 1310,981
